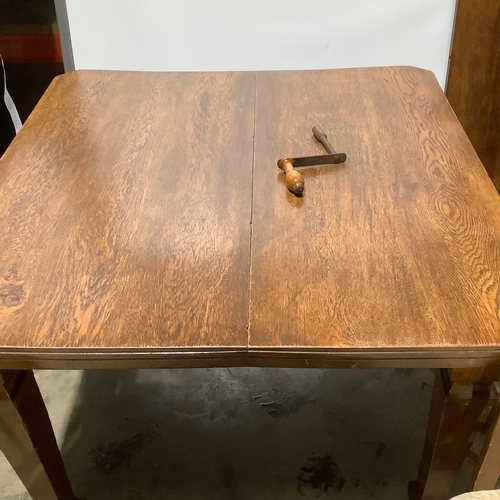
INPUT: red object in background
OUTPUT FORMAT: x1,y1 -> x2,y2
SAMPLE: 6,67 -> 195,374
0,33 -> 62,63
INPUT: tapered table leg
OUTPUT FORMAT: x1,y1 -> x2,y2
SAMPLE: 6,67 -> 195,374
0,370 -> 76,500
409,368 -> 500,500
470,395 -> 500,491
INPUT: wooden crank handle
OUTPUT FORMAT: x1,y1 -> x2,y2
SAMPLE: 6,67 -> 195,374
286,170 -> 305,195
277,158 -> 305,196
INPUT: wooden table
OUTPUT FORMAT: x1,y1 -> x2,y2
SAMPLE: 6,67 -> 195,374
1,67 -> 499,500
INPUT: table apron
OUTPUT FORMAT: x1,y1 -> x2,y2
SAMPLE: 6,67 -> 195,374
0,349 -> 499,370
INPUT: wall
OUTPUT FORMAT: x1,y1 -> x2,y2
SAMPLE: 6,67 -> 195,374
62,0 -> 456,88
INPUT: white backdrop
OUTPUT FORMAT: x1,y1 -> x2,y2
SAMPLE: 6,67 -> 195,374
63,0 -> 457,88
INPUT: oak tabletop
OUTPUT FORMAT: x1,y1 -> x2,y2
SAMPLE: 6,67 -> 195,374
0,71 -> 254,359
1,67 -> 499,369
251,67 -> 500,361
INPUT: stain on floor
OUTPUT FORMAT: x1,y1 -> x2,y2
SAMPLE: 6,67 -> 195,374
91,431 -> 161,475
252,389 -> 312,418
362,441 -> 388,458
297,455 -> 345,495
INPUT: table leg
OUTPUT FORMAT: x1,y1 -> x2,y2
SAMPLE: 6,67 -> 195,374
470,398 -> 500,491
409,368 -> 499,500
0,370 -> 76,500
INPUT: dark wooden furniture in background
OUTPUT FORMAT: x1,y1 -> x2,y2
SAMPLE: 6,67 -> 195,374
0,68 -> 500,500
0,0 -> 64,156
446,0 -> 500,191
0,0 -> 62,65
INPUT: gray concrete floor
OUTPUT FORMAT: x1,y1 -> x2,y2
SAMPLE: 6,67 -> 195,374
0,368 -> 479,499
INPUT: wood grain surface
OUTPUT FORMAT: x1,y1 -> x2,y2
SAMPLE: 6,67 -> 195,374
0,71 -> 254,351
446,0 -> 500,191
250,67 -> 500,353
1,68 -> 500,367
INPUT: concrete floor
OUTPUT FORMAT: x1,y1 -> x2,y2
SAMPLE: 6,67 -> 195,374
0,367 -> 482,499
